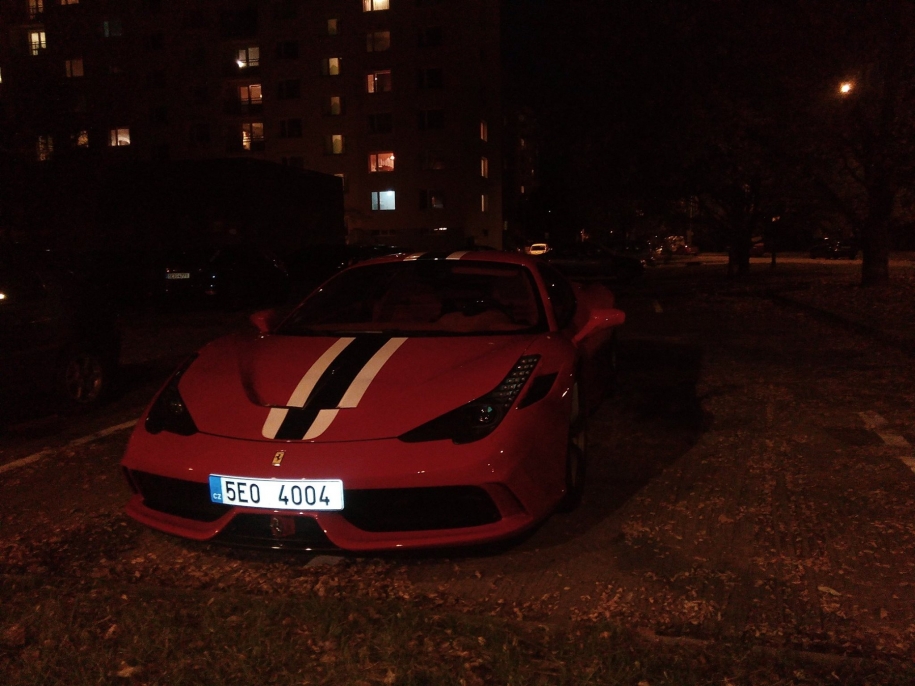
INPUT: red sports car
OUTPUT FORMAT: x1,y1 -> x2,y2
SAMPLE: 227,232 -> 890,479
121,251 -> 624,551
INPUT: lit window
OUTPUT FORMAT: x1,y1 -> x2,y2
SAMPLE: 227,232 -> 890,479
367,31 -> 391,52
239,84 -> 263,109
328,96 -> 343,115
109,128 -> 130,146
366,70 -> 392,93
36,135 -> 53,162
481,194 -> 489,212
74,130 -> 89,147
371,191 -> 396,211
61,0 -> 79,4
322,57 -> 341,76
480,120 -> 488,141
369,151 -> 395,172
325,134 -> 345,155
237,46 -> 259,68
103,20 -> 123,38
65,58 -> 84,78
29,31 -> 47,56
241,122 -> 264,150
327,19 -> 339,35
480,157 -> 489,178
28,0 -> 43,19
363,0 -> 389,11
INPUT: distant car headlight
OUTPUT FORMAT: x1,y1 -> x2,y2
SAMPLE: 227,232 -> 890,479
145,354 -> 199,436
399,355 -> 541,444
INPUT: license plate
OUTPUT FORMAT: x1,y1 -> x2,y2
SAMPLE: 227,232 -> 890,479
166,272 -> 191,280
208,475 -> 344,510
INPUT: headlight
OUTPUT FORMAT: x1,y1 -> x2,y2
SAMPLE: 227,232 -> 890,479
145,354 -> 199,436
399,355 -> 540,444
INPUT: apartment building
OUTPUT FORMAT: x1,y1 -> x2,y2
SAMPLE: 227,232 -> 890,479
0,0 -> 504,250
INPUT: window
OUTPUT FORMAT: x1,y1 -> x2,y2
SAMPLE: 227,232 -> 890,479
321,57 -> 341,76
278,78 -> 301,99
103,20 -> 123,38
421,151 -> 445,170
327,18 -> 339,35
367,70 -> 392,93
481,194 -> 489,212
283,156 -> 305,168
371,191 -> 396,211
368,113 -> 393,133
480,157 -> 489,178
61,0 -> 79,5
109,128 -> 131,146
277,41 -> 299,59
334,172 -> 347,192
239,84 -> 263,111
418,26 -> 443,47
419,190 -> 445,210
537,263 -> 576,329
325,134 -> 345,155
65,58 -> 84,77
150,105 -> 168,124
242,122 -> 264,151
74,130 -> 89,147
328,95 -> 344,115
237,46 -> 259,68
28,0 -> 43,19
280,118 -> 302,138
367,30 -> 391,52
369,151 -> 395,172
480,120 -> 488,141
29,31 -> 46,56
417,67 -> 443,89
418,109 -> 444,130
189,123 -> 211,145
36,135 -> 52,162
273,0 -> 299,20
363,0 -> 389,11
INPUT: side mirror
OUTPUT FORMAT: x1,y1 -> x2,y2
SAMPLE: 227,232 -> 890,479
250,309 -> 279,334
572,307 -> 625,346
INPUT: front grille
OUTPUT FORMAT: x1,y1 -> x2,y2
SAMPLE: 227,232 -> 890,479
342,486 -> 501,532
130,470 -> 230,522
214,515 -> 336,550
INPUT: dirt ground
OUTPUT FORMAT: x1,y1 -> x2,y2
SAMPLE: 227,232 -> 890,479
2,257 -> 915,664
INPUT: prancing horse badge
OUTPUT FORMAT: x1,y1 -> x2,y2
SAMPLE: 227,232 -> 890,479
272,450 -> 286,467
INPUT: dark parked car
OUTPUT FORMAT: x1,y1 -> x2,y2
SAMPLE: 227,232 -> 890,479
544,241 -> 645,283
151,244 -> 290,309
809,238 -> 858,260
0,247 -> 121,415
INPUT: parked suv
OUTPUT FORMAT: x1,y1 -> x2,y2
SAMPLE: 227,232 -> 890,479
0,247 -> 121,416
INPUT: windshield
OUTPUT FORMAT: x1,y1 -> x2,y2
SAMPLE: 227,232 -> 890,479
278,260 -> 546,336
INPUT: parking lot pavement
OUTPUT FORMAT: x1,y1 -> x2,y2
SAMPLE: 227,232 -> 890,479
403,265 -> 915,658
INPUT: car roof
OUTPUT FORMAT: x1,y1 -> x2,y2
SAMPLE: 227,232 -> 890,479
355,249 -> 543,270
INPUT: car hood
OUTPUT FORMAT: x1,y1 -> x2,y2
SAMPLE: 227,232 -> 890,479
178,332 -> 539,442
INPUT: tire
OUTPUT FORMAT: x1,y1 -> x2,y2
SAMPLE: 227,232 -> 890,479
558,382 -> 587,512
57,345 -> 112,409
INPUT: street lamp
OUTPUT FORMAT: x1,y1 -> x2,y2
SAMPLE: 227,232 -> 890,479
839,81 -> 854,95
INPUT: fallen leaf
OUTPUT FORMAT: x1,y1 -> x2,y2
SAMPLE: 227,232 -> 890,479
115,663 -> 142,678
817,586 -> 842,597
2,624 -> 26,647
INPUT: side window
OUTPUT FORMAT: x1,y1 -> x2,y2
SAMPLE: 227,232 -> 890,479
536,263 -> 576,329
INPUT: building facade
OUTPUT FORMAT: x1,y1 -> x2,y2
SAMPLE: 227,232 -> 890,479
0,0 -> 504,250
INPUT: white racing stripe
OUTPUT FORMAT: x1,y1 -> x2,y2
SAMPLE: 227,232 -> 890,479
262,337 -> 354,439
303,409 -> 340,440
403,253 -> 425,261
338,338 -> 407,408
446,251 -> 469,260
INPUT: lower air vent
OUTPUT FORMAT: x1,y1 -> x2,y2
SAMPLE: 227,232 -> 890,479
342,486 -> 501,532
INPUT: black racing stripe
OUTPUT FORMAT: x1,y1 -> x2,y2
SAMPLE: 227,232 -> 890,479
417,251 -> 452,261
275,407 -> 321,441
275,336 -> 390,439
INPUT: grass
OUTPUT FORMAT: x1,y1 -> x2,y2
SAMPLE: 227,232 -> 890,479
2,574 -> 913,686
